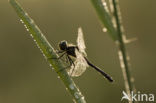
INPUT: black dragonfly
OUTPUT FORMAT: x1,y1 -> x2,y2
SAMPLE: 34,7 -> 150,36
55,28 -> 113,82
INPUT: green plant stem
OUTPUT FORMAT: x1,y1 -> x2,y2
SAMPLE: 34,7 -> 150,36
90,0 -> 135,102
9,0 -> 86,103
112,0 -> 134,103
90,0 -> 118,41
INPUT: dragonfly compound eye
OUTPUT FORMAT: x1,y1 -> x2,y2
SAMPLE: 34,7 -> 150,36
59,40 -> 68,50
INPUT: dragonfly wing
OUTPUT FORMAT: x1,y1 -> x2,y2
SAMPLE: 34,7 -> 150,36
77,27 -> 87,56
68,49 -> 89,77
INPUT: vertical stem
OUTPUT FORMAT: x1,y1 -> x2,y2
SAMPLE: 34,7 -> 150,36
112,0 -> 135,103
90,0 -> 136,102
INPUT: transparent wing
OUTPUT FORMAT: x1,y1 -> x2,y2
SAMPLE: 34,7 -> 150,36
77,27 -> 87,56
68,49 -> 89,77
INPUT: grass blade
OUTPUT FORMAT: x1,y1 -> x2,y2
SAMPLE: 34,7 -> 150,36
90,0 -> 118,41
9,0 -> 86,103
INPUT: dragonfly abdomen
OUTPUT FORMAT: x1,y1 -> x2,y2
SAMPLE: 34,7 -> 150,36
84,57 -> 113,82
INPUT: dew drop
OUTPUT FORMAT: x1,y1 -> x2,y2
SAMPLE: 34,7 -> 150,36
103,2 -> 107,6
69,84 -> 75,90
118,50 -> 125,69
42,53 -> 46,59
24,25 -> 29,32
72,99 -> 76,103
108,0 -> 114,13
24,13 -> 28,16
30,34 -> 33,37
26,28 -> 29,31
74,92 -> 79,99
50,67 -> 54,70
24,24 -> 26,27
102,0 -> 109,12
81,96 -> 85,100
103,28 -> 107,32
49,64 -> 52,67
20,19 -> 24,24
30,19 -> 34,24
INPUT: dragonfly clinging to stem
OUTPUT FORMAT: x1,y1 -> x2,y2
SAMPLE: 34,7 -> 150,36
54,27 -> 113,82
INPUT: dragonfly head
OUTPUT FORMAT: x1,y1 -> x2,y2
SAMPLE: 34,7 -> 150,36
59,40 -> 68,51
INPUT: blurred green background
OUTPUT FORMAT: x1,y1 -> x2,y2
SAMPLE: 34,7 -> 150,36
0,0 -> 156,103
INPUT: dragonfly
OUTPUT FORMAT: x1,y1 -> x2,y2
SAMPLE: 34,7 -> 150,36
55,28 -> 113,82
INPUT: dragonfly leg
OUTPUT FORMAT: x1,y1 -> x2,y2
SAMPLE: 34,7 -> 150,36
56,50 -> 64,54
55,54 -> 74,74
62,55 -> 74,69
65,54 -> 69,64
67,55 -> 75,76
67,55 -> 75,67
55,56 -> 73,74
